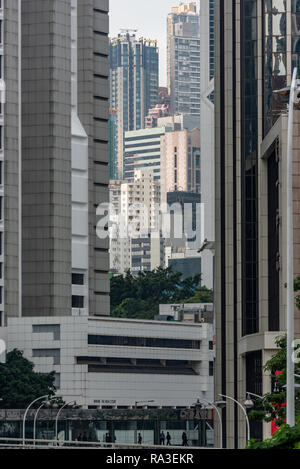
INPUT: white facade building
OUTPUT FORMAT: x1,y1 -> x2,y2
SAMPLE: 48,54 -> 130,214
109,169 -> 163,274
0,315 -> 214,409
199,0 -> 215,291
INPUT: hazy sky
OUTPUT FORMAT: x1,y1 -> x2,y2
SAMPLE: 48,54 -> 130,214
109,0 -> 195,86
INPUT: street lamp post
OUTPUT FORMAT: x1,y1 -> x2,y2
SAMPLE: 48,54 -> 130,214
55,400 -> 77,445
22,395 -> 49,446
246,391 -> 277,416
33,397 -> 59,445
33,400 -> 48,446
274,67 -> 300,427
286,67 -> 297,428
219,394 -> 251,444
197,398 -> 223,449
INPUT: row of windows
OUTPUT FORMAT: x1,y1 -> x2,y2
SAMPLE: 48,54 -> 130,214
87,364 -> 197,376
77,356 -> 213,377
88,334 -> 201,350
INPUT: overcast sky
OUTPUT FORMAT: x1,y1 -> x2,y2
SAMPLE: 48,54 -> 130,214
109,0 -> 197,86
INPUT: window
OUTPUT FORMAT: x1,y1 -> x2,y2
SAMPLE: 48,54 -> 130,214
0,161 -> 3,185
0,196 -> 3,220
0,232 -> 2,256
72,273 -> 84,285
209,361 -> 214,376
32,349 -> 60,365
88,334 -> 200,350
54,373 -> 61,389
72,295 -> 84,308
78,357 -> 198,375
209,341 -> 214,350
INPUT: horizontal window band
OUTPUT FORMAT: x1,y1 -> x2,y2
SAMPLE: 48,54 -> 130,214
94,52 -> 109,58
94,117 -> 109,123
86,364 -> 197,376
94,95 -> 109,101
94,30 -> 108,37
94,73 -> 109,80
125,134 -> 164,142
88,334 -> 201,350
94,292 -> 110,296
94,139 -> 109,144
94,160 -> 108,165
93,8 -> 108,14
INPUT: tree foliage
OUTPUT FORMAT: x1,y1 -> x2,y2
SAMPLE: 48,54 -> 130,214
0,349 -> 56,409
110,267 -> 212,320
248,335 -> 300,429
180,286 -> 213,304
247,416 -> 300,449
247,276 -> 300,448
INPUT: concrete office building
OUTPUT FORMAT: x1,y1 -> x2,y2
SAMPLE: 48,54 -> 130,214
110,33 -> 159,178
0,314 -> 214,410
165,248 -> 202,282
109,179 -> 131,274
0,0 -> 110,325
109,169 -> 162,274
164,192 -> 202,275
215,0 -> 300,449
161,129 -> 201,202
109,109 -> 118,180
123,127 -> 166,181
124,117 -> 200,184
167,2 -> 201,119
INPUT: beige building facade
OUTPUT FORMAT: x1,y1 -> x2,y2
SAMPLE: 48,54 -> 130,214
161,129 -> 201,203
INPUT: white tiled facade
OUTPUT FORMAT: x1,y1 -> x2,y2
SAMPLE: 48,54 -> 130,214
0,315 -> 214,409
109,169 -> 163,274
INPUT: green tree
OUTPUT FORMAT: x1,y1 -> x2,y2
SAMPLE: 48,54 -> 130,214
248,276 -> 300,433
110,267 -> 209,320
180,286 -> 213,304
247,416 -> 300,449
0,349 -> 56,409
248,335 -> 300,429
111,298 -> 158,320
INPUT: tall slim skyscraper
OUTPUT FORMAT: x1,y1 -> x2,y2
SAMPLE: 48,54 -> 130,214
215,0 -> 300,449
110,33 -> 159,178
0,0 -> 110,324
199,0 -> 215,302
167,2 -> 201,119
109,169 -> 162,275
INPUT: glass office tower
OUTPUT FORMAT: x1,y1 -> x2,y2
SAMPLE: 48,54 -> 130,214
215,0 -> 300,449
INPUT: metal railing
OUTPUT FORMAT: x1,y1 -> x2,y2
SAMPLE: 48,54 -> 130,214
0,436 -> 210,450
